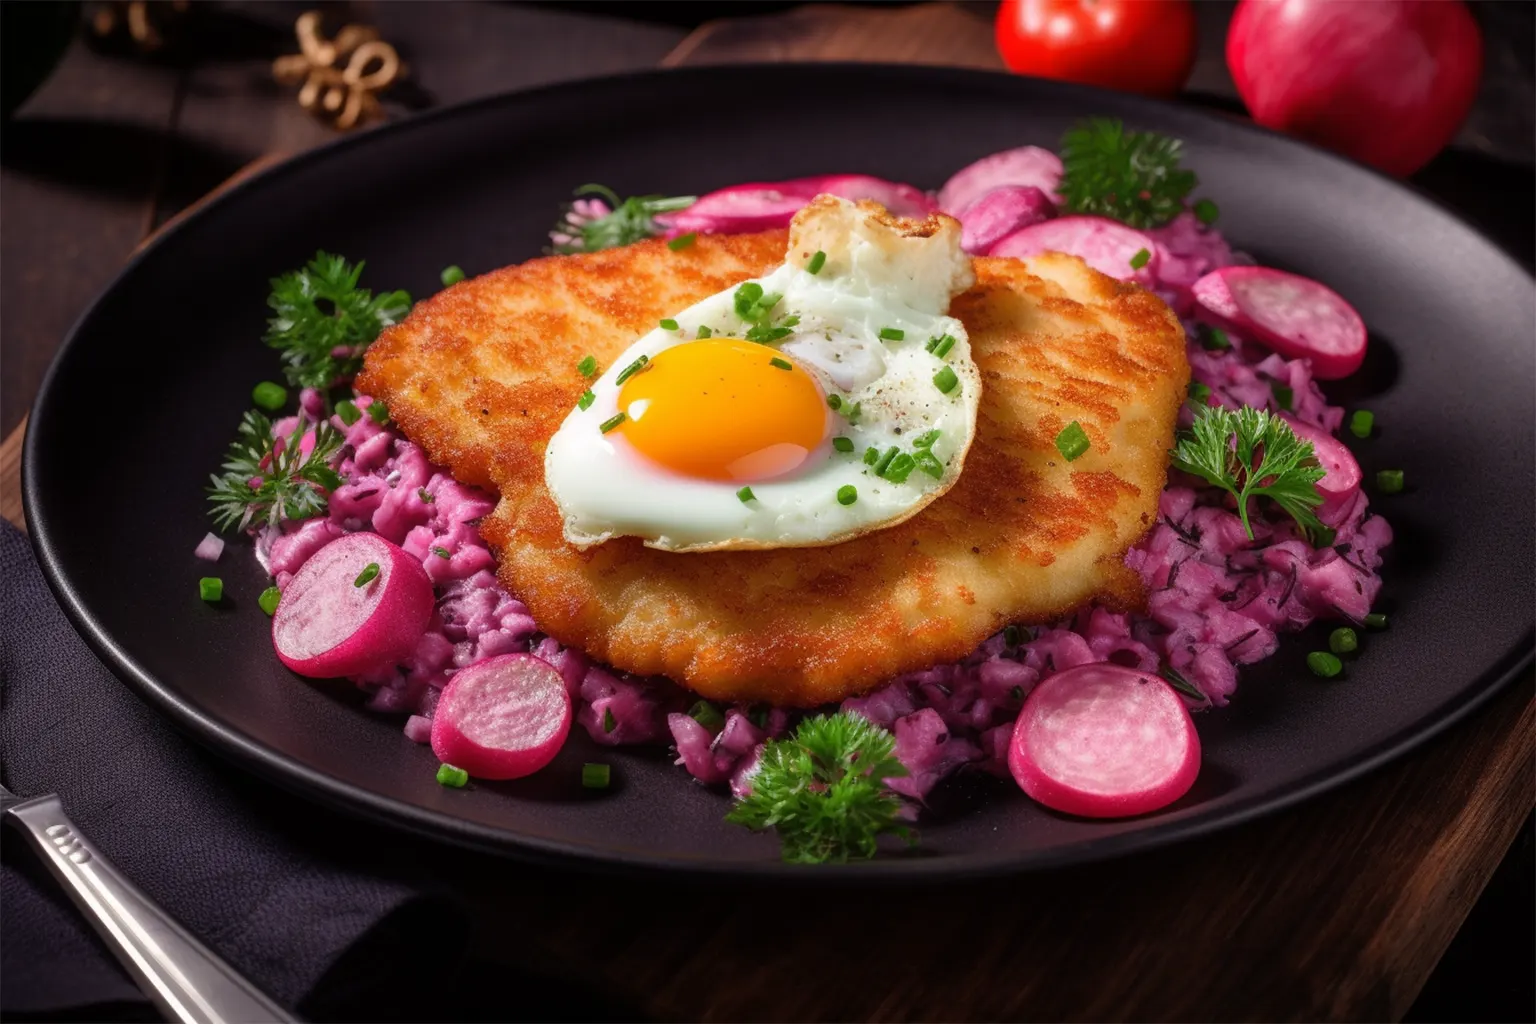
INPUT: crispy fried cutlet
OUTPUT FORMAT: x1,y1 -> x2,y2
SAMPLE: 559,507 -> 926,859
359,235 -> 1188,706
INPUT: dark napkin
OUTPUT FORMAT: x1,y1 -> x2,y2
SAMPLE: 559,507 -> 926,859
0,520 -> 467,1020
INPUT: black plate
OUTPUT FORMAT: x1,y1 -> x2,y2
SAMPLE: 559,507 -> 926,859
24,65 -> 1536,878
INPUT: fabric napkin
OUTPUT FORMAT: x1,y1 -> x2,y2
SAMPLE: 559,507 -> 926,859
0,520 -> 467,1020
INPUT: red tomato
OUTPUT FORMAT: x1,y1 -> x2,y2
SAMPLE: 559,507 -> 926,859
1227,0 -> 1483,177
994,0 -> 1198,98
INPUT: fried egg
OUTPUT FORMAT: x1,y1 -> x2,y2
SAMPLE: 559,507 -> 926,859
543,196 -> 980,552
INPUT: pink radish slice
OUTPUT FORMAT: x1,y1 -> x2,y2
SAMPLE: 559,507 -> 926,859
1191,267 -> 1367,379
938,146 -> 1063,216
271,533 -> 433,678
959,185 -> 1055,255
1281,415 -> 1363,526
659,174 -> 934,236
991,216 -> 1159,283
1008,663 -> 1200,818
194,532 -> 225,561
431,654 -> 571,780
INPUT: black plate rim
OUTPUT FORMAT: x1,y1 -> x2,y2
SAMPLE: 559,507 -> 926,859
22,62 -> 1536,880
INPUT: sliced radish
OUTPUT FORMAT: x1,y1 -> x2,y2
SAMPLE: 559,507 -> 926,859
659,174 -> 933,236
958,185 -> 1055,255
1191,267 -> 1367,379
193,532 -> 225,561
1008,663 -> 1200,818
937,146 -> 1063,217
1281,415 -> 1363,526
991,216 -> 1159,283
271,533 -> 433,678
431,654 -> 572,780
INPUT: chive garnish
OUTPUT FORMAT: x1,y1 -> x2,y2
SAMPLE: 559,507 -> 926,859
1349,410 -> 1374,439
913,429 -> 940,449
1376,469 -> 1404,494
198,577 -> 223,603
582,763 -> 612,789
836,485 -> 857,506
577,390 -> 596,411
336,400 -> 362,426
368,400 -> 390,425
440,265 -> 465,286
737,486 -> 755,503
832,437 -> 855,453
806,250 -> 827,275
578,355 -> 598,377
614,355 -> 649,386
436,763 -> 469,788
1055,421 -> 1090,461
1271,383 -> 1294,411
1329,627 -> 1358,655
864,447 -> 879,465
1160,665 -> 1206,701
1364,612 -> 1388,629
884,452 -> 916,484
688,700 -> 725,731
1129,247 -> 1151,270
1307,651 -> 1343,678
913,449 -> 944,479
874,447 -> 898,476
1188,381 -> 1212,405
353,562 -> 380,587
933,365 -> 959,394
258,585 -> 281,616
1003,624 -> 1021,647
1193,198 -> 1220,225
418,487 -> 434,503
827,394 -> 842,411
602,707 -> 617,733
1201,327 -> 1231,351
599,412 -> 626,433
659,318 -> 679,331
252,381 -> 288,412
879,327 -> 904,341
667,232 -> 696,251
697,325 -> 712,339
769,357 -> 792,371
432,546 -> 451,559
933,335 -> 955,358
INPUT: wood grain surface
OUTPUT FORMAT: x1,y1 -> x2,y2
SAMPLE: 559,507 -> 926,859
2,4 -> 1531,1021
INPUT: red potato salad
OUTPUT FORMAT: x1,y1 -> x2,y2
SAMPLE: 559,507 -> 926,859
202,117 -> 1397,863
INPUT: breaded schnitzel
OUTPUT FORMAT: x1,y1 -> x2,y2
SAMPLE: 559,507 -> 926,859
359,235 -> 1188,706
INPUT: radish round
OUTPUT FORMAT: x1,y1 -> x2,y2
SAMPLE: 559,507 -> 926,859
1008,663 -> 1200,818
937,146 -> 1063,216
271,533 -> 433,678
991,216 -> 1159,284
660,174 -> 933,236
1191,266 -> 1367,379
958,185 -> 1055,255
1281,415 -> 1363,525
431,654 -> 572,780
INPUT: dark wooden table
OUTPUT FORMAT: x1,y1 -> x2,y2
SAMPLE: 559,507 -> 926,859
2,4 -> 1532,1021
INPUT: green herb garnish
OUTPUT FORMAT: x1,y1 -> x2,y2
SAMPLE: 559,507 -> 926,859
1055,421 -> 1091,462
1129,247 -> 1151,270
769,357 -> 793,371
726,712 -> 912,864
198,577 -> 223,603
336,400 -> 362,426
1349,410 -> 1374,439
1059,118 -> 1198,229
933,365 -> 959,394
436,763 -> 469,788
1188,381 -> 1212,406
912,429 -> 940,449
599,412 -> 626,433
1170,404 -> 1326,541
264,252 -> 410,389
367,399 -> 389,425
258,586 -> 282,616
737,486 -> 756,503
1201,326 -> 1232,351
1307,651 -> 1343,678
1193,198 -> 1220,225
913,449 -> 944,479
577,390 -> 596,411
1329,628 -> 1358,655
1270,382 -> 1294,412
837,485 -> 858,506
440,265 -> 465,287
832,437 -> 855,453
879,327 -> 904,341
207,412 -> 344,533
696,325 -> 712,339
614,355 -> 650,386
353,562 -> 380,587
1376,469 -> 1405,494
1160,664 -> 1206,702
550,184 -> 696,254
659,318 -> 679,331
582,763 -> 611,789
432,546 -> 451,560
688,700 -> 725,732
806,250 -> 827,275
1364,612 -> 1388,629
251,381 -> 288,412
667,232 -> 697,251
577,355 -> 598,378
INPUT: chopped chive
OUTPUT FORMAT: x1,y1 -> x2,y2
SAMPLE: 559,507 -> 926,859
1193,198 -> 1220,225
688,700 -> 725,731
1055,421 -> 1090,461
1376,469 -> 1405,494
1329,627 -> 1358,655
1129,247 -> 1151,270
659,318 -> 679,331
353,562 -> 380,587
1307,651 -> 1343,678
913,429 -> 941,449
933,335 -> 955,359
1364,612 -> 1389,629
1003,624 -> 1021,647
258,585 -> 281,615
832,436 -> 855,452
879,327 -> 904,341
836,484 -> 858,506
577,390 -> 596,411
913,449 -> 944,479
827,394 -> 843,411
336,400 -> 362,426
1309,525 -> 1337,549
874,446 -> 899,477
436,763 -> 469,788
599,412 -> 626,433
252,381 -> 288,412
432,546 -> 451,560
440,265 -> 465,286
198,577 -> 223,603
864,447 -> 879,465
1188,381 -> 1212,405
737,486 -> 755,503
1160,665 -> 1207,701
1201,326 -> 1231,351
806,250 -> 827,275
667,232 -> 697,251
748,706 -> 770,729
1349,410 -> 1375,439
769,357 -> 793,371
614,355 -> 649,385
578,355 -> 599,378
417,487 -> 434,503
1270,383 -> 1294,411
884,452 -> 916,484
933,365 -> 959,394
582,763 -> 611,789
696,325 -> 712,339
368,400 -> 390,424
602,707 -> 617,733
1010,684 -> 1025,702
845,401 -> 862,422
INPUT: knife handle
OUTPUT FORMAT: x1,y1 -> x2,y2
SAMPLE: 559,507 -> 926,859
5,795 -> 294,1023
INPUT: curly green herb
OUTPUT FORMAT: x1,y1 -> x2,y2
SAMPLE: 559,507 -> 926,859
207,411 -> 343,533
264,252 -> 410,390
1170,404 -> 1326,541
1059,118 -> 1200,229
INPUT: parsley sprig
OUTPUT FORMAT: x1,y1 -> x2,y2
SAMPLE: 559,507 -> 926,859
727,712 -> 913,864
265,252 -> 410,390
1059,118 -> 1198,229
207,411 -> 344,533
1171,405 -> 1326,541
550,184 -> 696,254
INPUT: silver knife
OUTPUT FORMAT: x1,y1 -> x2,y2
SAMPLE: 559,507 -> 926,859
1,782 -> 294,1023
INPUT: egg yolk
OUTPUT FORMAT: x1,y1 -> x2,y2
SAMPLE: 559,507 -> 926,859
616,338 -> 828,481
